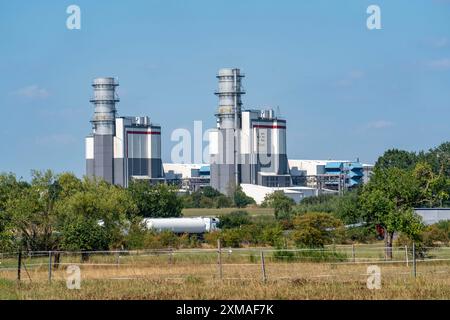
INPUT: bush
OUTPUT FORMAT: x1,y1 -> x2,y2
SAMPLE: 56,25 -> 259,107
233,186 -> 255,208
295,249 -> 347,262
60,217 -> 110,251
217,211 -> 251,229
272,249 -> 295,262
291,213 -> 344,248
261,191 -> 295,219
422,224 -> 449,246
215,195 -> 233,208
128,181 -> 182,218
344,225 -> 378,244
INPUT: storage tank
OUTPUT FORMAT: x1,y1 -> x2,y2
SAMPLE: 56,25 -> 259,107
143,217 -> 219,234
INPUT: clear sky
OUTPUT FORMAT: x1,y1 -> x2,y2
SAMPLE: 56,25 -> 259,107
0,0 -> 449,180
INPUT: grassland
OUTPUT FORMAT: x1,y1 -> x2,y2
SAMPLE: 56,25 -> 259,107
182,207 -> 274,217
0,263 -> 449,299
1,246 -> 449,300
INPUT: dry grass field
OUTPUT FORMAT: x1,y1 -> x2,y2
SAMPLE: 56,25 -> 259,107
1,247 -> 449,300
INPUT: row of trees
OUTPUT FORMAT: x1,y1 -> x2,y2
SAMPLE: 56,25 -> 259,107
257,142 -> 450,257
0,172 -> 184,252
181,186 -> 255,209
1,142 -> 449,254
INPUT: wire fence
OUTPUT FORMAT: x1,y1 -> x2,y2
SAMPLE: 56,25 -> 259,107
1,243 -> 449,284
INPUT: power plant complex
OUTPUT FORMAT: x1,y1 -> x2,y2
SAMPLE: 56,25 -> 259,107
209,68 -> 290,195
85,70 -> 373,201
85,77 -> 164,187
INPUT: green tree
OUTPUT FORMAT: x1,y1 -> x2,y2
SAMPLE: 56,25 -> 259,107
217,210 -> 251,229
361,167 -> 425,258
56,178 -> 136,250
0,173 -> 30,250
291,213 -> 344,248
215,195 -> 233,208
233,186 -> 255,208
335,189 -> 364,224
413,162 -> 449,207
375,149 -> 418,171
293,194 -> 339,215
128,181 -> 182,218
422,142 -> 450,177
261,191 -> 295,219
60,216 -> 110,252
5,170 -> 61,251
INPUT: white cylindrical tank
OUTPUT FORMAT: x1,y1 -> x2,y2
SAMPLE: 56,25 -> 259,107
144,217 -> 219,234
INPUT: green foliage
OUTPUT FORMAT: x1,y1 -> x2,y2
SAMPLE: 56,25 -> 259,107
201,186 -> 222,198
361,167 -> 426,242
215,195 -> 233,208
217,210 -> 251,229
294,249 -> 347,262
261,191 -> 295,219
422,224 -> 449,246
233,186 -> 256,208
0,173 -> 29,251
344,225 -> 377,243
5,170 -> 61,251
294,194 -> 340,215
272,249 -> 295,262
375,149 -> 418,171
60,217 -> 110,251
291,213 -> 344,248
128,181 -> 182,218
181,188 -> 233,209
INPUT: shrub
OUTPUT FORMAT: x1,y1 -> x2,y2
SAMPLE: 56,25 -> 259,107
291,213 -> 344,248
261,191 -> 295,219
295,249 -> 347,262
233,186 -> 255,208
272,249 -> 295,262
217,211 -> 251,229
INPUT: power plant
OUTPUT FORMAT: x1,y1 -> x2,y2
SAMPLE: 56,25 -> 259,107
209,68 -> 290,195
85,72 -> 372,200
85,77 -> 164,187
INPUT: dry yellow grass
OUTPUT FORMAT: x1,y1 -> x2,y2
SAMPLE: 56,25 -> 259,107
1,259 -> 449,299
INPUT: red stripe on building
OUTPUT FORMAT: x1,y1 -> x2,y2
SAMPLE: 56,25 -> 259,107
127,131 -> 161,135
253,125 -> 286,129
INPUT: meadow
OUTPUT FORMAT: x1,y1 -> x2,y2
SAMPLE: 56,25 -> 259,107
1,245 -> 449,300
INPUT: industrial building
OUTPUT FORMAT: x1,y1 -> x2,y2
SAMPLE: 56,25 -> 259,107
289,159 -> 373,191
163,163 -> 210,191
415,208 -> 450,225
83,73 -> 374,203
85,77 -> 164,187
209,68 -> 290,196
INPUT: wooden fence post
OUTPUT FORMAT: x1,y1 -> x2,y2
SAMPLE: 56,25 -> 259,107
261,251 -> 267,283
352,244 -> 355,263
405,245 -> 409,267
217,239 -> 222,280
48,251 -> 52,283
412,242 -> 417,278
17,251 -> 22,282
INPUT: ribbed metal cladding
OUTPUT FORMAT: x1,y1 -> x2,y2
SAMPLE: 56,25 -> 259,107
211,68 -> 246,195
215,68 -> 245,129
90,77 -> 119,135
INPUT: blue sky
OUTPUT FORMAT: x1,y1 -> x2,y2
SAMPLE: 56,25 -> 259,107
0,0 -> 449,180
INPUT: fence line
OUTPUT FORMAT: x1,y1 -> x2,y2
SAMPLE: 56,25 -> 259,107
1,244 -> 450,284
